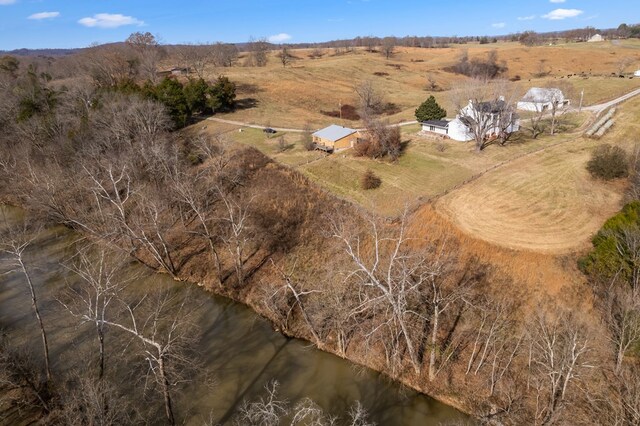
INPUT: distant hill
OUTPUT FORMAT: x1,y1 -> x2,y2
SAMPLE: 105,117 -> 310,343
0,48 -> 81,57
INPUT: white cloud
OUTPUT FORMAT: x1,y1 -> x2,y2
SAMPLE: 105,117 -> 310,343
550,0 -> 566,3
28,11 -> 60,20
542,8 -> 584,20
78,13 -> 144,29
492,22 -> 506,29
518,15 -> 536,21
268,33 -> 292,43
0,0 -> 16,5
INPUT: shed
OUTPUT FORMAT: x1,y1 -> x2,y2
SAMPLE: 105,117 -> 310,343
312,125 -> 359,152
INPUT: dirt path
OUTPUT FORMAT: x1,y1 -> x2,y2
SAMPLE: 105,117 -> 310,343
582,87 -> 640,114
206,116 -> 419,132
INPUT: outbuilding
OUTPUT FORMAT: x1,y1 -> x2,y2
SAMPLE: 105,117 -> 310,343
421,120 -> 450,137
312,125 -> 359,152
517,88 -> 570,112
587,34 -> 605,43
634,70 -> 640,78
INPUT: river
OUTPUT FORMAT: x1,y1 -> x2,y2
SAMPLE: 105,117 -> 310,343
0,205 -> 469,425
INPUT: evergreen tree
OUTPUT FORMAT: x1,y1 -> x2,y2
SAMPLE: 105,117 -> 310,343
151,77 -> 189,128
183,78 -> 209,115
415,95 -> 447,122
208,76 -> 236,113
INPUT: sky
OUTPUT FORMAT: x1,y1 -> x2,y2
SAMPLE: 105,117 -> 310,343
0,0 -> 636,50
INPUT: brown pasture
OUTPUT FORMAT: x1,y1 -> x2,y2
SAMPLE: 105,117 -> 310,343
186,40 -> 640,129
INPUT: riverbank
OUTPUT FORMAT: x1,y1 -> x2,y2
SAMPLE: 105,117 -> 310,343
0,204 -> 470,424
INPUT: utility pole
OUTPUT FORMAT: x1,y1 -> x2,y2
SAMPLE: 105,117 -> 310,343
339,100 -> 342,121
579,90 -> 584,113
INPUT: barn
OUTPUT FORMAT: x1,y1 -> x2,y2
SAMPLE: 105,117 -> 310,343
312,125 -> 359,152
517,88 -> 569,112
587,34 -> 605,43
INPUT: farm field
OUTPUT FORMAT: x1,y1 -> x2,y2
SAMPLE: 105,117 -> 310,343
192,40 -> 640,129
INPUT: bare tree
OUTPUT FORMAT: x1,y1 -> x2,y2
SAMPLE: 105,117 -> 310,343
465,295 -> 523,395
278,45 -> 292,67
331,211 -> 464,376
362,36 -> 377,53
178,43 -> 214,79
544,81 -> 574,136
0,336 -> 52,414
219,190 -> 253,287
529,310 -> 593,425
212,42 -> 239,67
233,380 -> 372,426
246,37 -> 270,67
266,259 -> 322,345
96,291 -> 199,425
594,274 -> 640,375
233,381 -> 287,426
60,245 -> 133,380
381,37 -> 396,59
126,32 -> 165,84
0,223 -> 52,385
354,80 -> 384,118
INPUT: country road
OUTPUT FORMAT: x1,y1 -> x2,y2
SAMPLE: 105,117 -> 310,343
582,87 -> 640,115
206,87 -> 640,132
205,116 -> 418,133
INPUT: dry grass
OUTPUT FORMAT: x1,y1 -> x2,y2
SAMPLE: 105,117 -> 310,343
434,97 -> 640,254
185,41 -> 640,129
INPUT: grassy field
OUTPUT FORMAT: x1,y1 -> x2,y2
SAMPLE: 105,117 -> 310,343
434,97 -> 640,254
180,40 -> 640,129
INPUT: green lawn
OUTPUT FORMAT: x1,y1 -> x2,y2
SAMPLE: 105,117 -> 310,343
298,113 -> 589,216
230,128 -> 326,167
204,113 -> 593,217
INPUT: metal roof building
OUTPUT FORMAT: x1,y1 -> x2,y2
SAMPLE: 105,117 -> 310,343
312,125 -> 357,142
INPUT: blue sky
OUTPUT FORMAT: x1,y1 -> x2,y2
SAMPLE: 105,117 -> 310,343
0,0 -> 635,50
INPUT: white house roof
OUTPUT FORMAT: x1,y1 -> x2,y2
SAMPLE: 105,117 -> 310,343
521,87 -> 564,103
312,125 -> 357,142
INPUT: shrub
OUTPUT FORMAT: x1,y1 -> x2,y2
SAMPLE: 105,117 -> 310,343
320,104 -> 360,121
587,145 -> 629,180
276,136 -> 288,153
361,170 -> 381,190
580,201 -> 640,284
354,120 -> 402,161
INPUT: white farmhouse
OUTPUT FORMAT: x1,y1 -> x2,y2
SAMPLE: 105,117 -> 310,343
634,70 -> 640,78
517,88 -> 570,112
421,98 -> 519,142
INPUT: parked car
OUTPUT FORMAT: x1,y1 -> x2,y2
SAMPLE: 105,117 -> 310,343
263,127 -> 277,134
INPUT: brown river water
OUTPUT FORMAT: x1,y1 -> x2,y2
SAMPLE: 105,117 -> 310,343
0,205 -> 469,425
